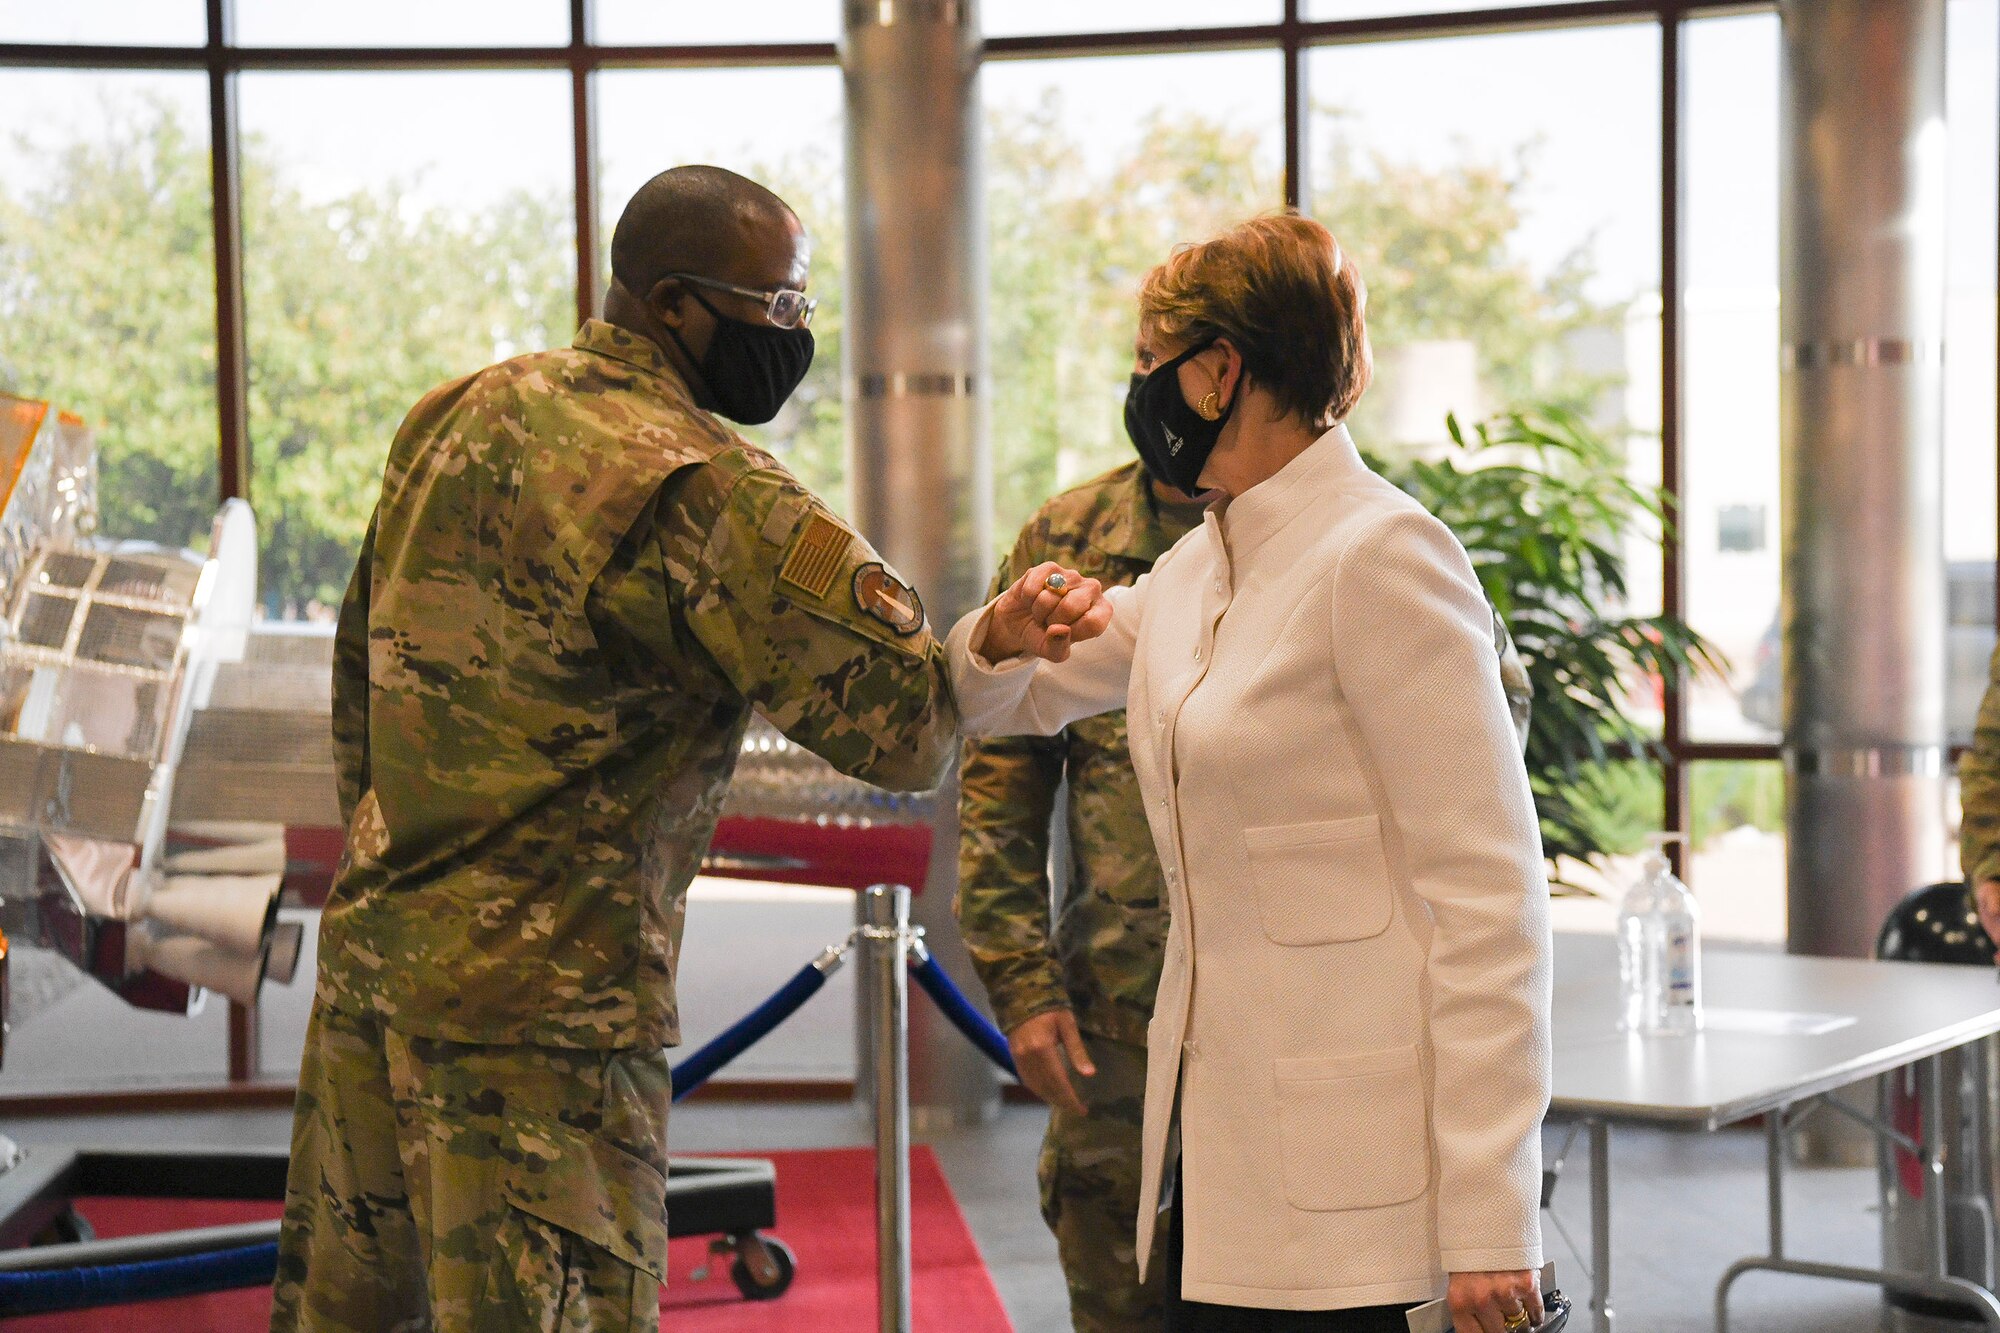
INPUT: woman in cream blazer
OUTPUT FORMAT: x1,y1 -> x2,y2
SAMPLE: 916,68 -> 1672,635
949,215 -> 1553,1333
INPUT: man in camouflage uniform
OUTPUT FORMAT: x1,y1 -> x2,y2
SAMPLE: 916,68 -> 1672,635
958,407 -> 1534,1333
272,166 -> 955,1333
958,449 -> 1205,1333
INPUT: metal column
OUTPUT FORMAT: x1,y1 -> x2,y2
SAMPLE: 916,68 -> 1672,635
841,0 -> 998,1128
1779,0 -> 1950,961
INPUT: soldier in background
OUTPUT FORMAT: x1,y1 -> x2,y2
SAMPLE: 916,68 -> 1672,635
1961,651 -> 2000,952
272,165 -> 957,1333
956,353 -> 1533,1333
957,343 -> 1208,1333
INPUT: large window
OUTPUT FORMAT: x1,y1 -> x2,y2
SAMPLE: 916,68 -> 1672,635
0,71 -> 219,551
984,50 -> 1283,545
596,68 -> 845,500
1683,12 -> 1779,752
239,71 -> 574,619
1308,26 -> 1662,454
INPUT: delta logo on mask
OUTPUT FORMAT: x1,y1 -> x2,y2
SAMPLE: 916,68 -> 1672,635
1163,424 -> 1185,456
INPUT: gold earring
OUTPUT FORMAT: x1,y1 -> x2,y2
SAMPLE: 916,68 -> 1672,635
1197,391 -> 1220,421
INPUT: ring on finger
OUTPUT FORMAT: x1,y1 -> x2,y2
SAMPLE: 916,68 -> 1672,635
1503,1308 -> 1531,1331
1045,572 -> 1068,594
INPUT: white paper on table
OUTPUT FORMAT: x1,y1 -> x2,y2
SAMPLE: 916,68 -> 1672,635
1702,1007 -> 1857,1037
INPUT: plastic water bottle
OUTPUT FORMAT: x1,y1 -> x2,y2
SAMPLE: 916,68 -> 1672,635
1617,833 -> 1703,1035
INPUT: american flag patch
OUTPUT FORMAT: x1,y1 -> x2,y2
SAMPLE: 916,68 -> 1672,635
779,511 -> 849,600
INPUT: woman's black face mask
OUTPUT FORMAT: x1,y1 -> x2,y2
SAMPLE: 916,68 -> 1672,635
661,284 -> 816,426
1122,340 -> 1232,494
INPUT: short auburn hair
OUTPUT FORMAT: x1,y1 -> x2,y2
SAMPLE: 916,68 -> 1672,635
1138,212 -> 1371,429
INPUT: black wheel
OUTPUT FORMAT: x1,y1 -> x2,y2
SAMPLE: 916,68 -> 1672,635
728,1234 -> 796,1301
31,1205 -> 94,1247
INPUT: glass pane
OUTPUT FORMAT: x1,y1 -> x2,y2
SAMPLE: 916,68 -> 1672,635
98,554 -> 201,606
1945,0 -> 1998,747
1689,760 -> 1786,945
1310,26 -> 1661,449
985,50 -> 1283,551
76,603 -> 182,670
985,1 -> 1280,37
0,0 -> 204,45
35,553 -> 98,591
240,71 -> 575,621
1684,13 -> 1780,743
18,592 -> 76,649
234,0 -> 567,46
1309,26 -> 1663,732
1546,760 -> 1662,937
0,72 -> 219,551
596,67 -> 845,498
14,663 -> 171,754
592,1 -> 837,43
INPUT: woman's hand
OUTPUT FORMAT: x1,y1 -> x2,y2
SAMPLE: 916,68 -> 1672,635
979,561 -> 1111,664
1449,1270 -> 1544,1333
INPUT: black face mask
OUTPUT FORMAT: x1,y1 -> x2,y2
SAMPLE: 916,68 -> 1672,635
1122,373 -> 1163,482
1124,341 -> 1233,494
662,285 -> 815,426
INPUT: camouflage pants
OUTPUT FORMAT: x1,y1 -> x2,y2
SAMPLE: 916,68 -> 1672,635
1038,1031 -> 1167,1333
271,1000 -> 671,1333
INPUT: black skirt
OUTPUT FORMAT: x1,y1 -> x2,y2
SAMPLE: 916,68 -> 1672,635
1163,1176 -> 1417,1333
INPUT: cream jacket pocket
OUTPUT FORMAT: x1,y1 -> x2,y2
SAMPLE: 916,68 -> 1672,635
1244,814 -> 1393,945
1274,1045 -> 1430,1212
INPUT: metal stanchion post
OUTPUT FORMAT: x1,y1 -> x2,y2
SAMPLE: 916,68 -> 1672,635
860,884 -> 913,1333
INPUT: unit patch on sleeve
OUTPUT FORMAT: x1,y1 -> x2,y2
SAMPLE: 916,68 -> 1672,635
778,510 -> 850,600
852,563 -> 926,636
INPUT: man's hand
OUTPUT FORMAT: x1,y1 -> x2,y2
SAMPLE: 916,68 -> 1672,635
1975,880 -> 2000,961
979,562 -> 1112,664
1449,1270 -> 1545,1333
1007,1009 -> 1096,1118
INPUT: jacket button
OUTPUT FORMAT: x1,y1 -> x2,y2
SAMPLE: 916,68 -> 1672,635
1193,645 -> 1202,661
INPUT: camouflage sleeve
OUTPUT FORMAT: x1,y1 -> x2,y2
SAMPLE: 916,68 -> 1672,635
1961,643 -> 2000,889
956,552 -> 1072,1035
678,465 -> 958,793
331,508 -> 377,830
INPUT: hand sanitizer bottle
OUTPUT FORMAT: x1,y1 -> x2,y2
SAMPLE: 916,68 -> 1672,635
1617,833 -> 1702,1035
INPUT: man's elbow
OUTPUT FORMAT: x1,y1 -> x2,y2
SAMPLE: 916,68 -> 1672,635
866,712 -> 958,793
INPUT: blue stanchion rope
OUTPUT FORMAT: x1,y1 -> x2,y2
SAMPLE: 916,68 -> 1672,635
671,956 -> 833,1101
0,1241 -> 278,1316
910,952 -> 1017,1078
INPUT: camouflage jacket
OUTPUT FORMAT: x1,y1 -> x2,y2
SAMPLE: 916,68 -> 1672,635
957,463 -> 1205,1047
956,463 -> 1536,1048
1963,646 -> 2000,890
318,319 -> 956,1050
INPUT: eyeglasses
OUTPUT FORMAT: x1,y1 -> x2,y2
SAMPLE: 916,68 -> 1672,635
666,273 -> 817,330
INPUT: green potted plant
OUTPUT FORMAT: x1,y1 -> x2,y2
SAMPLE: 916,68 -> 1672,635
1374,405 -> 1723,879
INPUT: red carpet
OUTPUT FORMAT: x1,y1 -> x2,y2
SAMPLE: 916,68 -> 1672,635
6,1146 -> 1012,1332
663,1147 -> 1012,1331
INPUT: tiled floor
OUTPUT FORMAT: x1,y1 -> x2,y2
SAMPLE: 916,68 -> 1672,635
0,1101 -> 1951,1332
